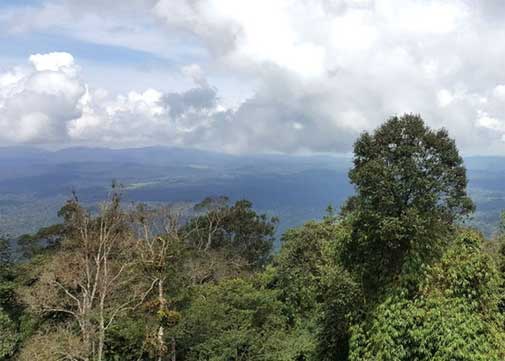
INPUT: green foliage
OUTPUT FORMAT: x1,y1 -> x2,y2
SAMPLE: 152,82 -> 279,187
186,197 -> 278,267
350,293 -> 505,361
177,277 -> 287,361
274,220 -> 340,320
17,223 -> 65,258
422,229 -> 501,313
0,237 -> 15,313
105,317 -> 153,361
0,306 -> 17,360
494,210 -> 505,273
16,195 -> 82,260
0,238 -> 10,265
0,269 -> 17,316
349,229 -> 505,361
0,248 -> 22,355
274,219 -> 362,361
316,263 -> 361,361
342,114 -> 474,296
3,116 -> 505,361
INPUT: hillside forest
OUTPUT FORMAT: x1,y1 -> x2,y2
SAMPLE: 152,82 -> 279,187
2,114 -> 505,360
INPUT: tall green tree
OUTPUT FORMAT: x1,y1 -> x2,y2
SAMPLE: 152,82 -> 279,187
342,114 -> 474,295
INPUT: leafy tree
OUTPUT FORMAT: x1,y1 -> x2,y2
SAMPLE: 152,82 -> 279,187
0,307 -> 18,360
349,294 -> 505,361
17,224 -> 65,259
274,220 -> 346,321
0,237 -> 14,309
187,196 -> 230,252
317,263 -> 361,361
0,261 -> 18,320
16,193 -> 82,259
0,238 -> 10,265
274,219 -> 362,361
186,197 -> 278,268
275,222 -> 333,321
0,237 -> 18,360
104,316 -> 154,361
349,229 -> 505,361
423,229 -> 501,313
342,114 -> 474,295
176,277 -> 286,361
493,210 -> 505,274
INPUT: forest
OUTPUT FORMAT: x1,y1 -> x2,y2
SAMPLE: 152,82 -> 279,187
2,114 -> 505,361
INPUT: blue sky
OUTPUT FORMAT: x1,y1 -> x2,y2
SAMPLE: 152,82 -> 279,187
1,32 -> 169,65
2,0 -> 43,5
0,0 -> 211,91
0,0 -> 208,60
2,0 -> 505,154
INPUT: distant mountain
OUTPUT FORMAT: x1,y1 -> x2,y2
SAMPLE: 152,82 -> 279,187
0,146 -> 503,243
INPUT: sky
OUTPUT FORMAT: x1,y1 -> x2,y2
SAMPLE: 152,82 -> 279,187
1,0 -> 505,155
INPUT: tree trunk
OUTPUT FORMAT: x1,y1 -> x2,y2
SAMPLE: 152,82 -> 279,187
97,313 -> 105,361
97,284 -> 106,361
205,221 -> 214,251
158,278 -> 166,361
171,336 -> 176,361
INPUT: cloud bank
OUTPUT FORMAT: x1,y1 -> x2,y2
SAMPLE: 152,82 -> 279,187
3,0 -> 505,154
0,52 -> 357,153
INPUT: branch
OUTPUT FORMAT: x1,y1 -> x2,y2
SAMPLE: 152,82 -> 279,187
104,277 -> 158,330
53,280 -> 82,312
44,307 -> 78,318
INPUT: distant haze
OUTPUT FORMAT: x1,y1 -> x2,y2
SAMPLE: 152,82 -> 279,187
0,146 -> 503,243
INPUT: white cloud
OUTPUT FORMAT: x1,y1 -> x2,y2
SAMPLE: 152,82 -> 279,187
0,53 -> 229,148
0,52 -> 357,152
0,1 -> 198,62
437,89 -> 454,107
29,52 -> 77,74
493,85 -> 505,99
0,52 -> 84,144
4,2 -> 505,154
476,111 -> 504,132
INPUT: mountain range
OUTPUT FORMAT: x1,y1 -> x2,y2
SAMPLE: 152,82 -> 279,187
0,146 -> 503,244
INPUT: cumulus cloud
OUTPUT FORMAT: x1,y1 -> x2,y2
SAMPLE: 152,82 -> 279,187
29,52 -> 77,74
0,52 -> 219,147
150,0 -> 505,154
0,51 -> 359,152
4,1 -> 505,154
0,53 -> 346,152
0,52 -> 84,143
68,85 -> 221,148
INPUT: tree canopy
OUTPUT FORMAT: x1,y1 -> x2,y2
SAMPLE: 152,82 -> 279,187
3,114 -> 505,361
342,114 -> 474,295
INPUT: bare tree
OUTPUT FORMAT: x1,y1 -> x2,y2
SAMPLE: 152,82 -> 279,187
132,204 -> 185,361
22,194 -> 153,361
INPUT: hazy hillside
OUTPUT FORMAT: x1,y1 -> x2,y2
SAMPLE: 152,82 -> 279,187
0,146 -> 503,241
